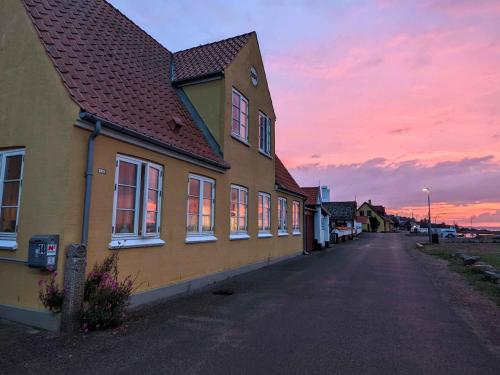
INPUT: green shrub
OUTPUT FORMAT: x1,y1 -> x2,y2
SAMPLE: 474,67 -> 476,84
81,253 -> 135,332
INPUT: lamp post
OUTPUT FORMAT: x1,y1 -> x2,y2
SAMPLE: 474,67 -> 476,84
422,187 -> 432,243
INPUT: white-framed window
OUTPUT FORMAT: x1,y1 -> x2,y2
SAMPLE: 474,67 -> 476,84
232,88 -> 249,142
187,174 -> 215,237
230,185 -> 248,234
0,149 -> 25,246
112,155 -> 163,242
278,197 -> 288,235
259,112 -> 271,155
258,192 -> 271,234
292,201 -> 300,234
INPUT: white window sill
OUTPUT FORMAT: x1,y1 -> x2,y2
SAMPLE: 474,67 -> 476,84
258,150 -> 273,159
0,239 -> 17,250
229,233 -> 250,241
292,231 -> 302,236
231,134 -> 250,147
185,234 -> 218,244
277,231 -> 289,237
258,232 -> 273,238
108,238 -> 165,249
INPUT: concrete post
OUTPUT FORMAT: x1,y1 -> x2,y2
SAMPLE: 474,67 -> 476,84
61,243 -> 86,333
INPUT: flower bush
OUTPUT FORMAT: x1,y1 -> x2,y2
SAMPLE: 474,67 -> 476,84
81,253 -> 135,332
38,271 -> 64,313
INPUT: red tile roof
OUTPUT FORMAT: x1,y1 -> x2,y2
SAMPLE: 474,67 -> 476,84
173,33 -> 253,83
275,156 -> 306,198
22,0 -> 227,168
302,187 -> 320,206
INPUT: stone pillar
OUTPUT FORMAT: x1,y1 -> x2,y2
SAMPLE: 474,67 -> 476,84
61,243 -> 87,333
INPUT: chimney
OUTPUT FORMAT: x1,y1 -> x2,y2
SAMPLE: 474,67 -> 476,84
321,186 -> 330,203
368,199 -> 372,205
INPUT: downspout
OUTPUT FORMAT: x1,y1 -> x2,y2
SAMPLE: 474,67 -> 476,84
81,119 -> 101,245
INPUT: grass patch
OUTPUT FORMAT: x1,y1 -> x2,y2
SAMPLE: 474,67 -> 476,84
419,243 -> 500,305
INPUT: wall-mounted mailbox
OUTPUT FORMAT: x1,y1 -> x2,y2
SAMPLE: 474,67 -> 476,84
28,235 -> 59,271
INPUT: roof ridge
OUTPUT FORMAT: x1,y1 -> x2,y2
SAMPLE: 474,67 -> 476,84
174,31 -> 255,55
101,0 -> 173,55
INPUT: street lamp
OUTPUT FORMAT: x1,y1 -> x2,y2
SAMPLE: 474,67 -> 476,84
422,187 -> 432,243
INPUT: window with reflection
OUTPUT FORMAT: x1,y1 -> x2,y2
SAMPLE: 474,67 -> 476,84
278,197 -> 287,233
187,174 -> 215,235
112,155 -> 163,239
232,88 -> 249,142
230,185 -> 248,234
258,192 -> 271,233
0,149 -> 25,238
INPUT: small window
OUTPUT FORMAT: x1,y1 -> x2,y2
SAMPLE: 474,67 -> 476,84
187,174 -> 215,235
112,156 -> 163,239
278,197 -> 287,234
292,201 -> 300,233
360,210 -> 364,216
0,149 -> 25,239
230,185 -> 248,234
258,192 -> 271,232
259,112 -> 272,155
232,89 -> 249,142
367,210 -> 372,217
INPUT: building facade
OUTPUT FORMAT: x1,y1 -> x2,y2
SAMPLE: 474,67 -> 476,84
0,0 -> 305,330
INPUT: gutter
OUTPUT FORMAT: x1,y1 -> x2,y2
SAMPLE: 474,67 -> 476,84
81,118 -> 101,245
79,112 -> 229,171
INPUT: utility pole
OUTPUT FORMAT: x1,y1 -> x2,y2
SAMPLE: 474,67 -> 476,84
422,188 -> 432,243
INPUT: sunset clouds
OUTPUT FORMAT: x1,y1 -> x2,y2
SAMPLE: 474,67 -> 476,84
109,0 -> 500,228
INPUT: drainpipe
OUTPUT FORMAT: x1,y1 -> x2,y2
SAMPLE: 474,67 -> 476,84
81,119 -> 101,245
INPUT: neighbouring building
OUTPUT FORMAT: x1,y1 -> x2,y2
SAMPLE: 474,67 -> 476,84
302,187 -> 330,249
356,200 -> 394,232
0,0 -> 306,330
323,201 -> 358,241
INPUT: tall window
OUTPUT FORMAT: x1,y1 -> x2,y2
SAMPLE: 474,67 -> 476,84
278,197 -> 287,234
187,174 -> 215,234
232,88 -> 249,142
292,201 -> 300,233
0,149 -> 25,238
112,156 -> 163,239
258,192 -> 271,233
230,185 -> 248,234
259,112 -> 271,155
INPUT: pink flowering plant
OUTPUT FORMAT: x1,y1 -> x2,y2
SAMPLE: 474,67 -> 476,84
38,271 -> 65,313
81,253 -> 135,331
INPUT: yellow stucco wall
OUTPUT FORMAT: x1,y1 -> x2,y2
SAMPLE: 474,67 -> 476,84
0,0 -> 81,309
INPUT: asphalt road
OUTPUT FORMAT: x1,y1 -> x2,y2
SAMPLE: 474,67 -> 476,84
3,233 -> 500,374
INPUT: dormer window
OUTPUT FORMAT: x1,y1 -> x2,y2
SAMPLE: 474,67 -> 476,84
232,88 -> 249,143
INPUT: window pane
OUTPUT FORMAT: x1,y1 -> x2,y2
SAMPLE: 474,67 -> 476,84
188,178 -> 200,196
115,210 -> 134,234
239,190 -> 247,204
0,207 -> 17,232
241,99 -> 248,115
1,181 -> 20,206
238,216 -> 246,231
232,105 -> 240,121
118,161 -> 137,186
232,92 -> 240,107
145,211 -> 157,233
203,182 -> 212,199
232,119 -> 240,135
148,167 -> 159,190
231,188 -> 238,203
202,215 -> 212,232
117,186 -> 136,209
231,216 -> 238,232
4,156 -> 22,180
187,214 -> 198,232
202,198 -> 211,215
188,197 -> 199,215
147,190 -> 158,211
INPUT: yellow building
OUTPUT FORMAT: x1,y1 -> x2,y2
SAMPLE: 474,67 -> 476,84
356,201 -> 393,232
0,0 -> 306,330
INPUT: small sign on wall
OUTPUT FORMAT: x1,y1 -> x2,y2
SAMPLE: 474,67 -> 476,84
97,168 -> 106,175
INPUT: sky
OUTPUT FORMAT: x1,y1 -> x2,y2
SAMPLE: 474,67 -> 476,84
109,0 -> 500,229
